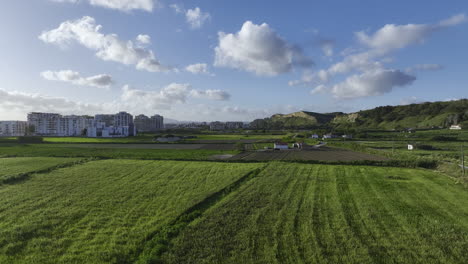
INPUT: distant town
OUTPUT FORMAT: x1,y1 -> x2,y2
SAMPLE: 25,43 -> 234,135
0,112 -> 249,137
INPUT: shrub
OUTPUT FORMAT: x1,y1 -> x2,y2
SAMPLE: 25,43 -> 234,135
17,136 -> 43,143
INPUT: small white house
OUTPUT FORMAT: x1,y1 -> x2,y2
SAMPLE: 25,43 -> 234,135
310,134 -> 319,139
323,134 -> 337,139
342,134 -> 353,139
450,125 -> 462,130
274,142 -> 289,150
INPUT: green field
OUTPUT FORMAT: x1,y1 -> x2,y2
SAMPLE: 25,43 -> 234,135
0,157 -> 82,184
1,130 -> 467,263
0,144 -> 238,160
0,160 -> 262,263
184,134 -> 284,141
163,163 -> 468,263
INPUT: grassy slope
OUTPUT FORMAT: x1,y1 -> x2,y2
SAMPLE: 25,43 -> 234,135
163,163 -> 468,264
0,157 -> 82,183
0,160 -> 261,264
0,144 -> 237,160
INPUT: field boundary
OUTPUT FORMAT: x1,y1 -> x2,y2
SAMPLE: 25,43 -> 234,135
0,158 -> 98,185
134,164 -> 269,264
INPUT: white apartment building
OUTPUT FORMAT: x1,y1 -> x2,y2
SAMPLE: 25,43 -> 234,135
134,114 -> 164,132
0,121 -> 27,136
27,112 -> 61,136
87,112 -> 136,137
27,112 -> 92,136
58,115 -> 94,136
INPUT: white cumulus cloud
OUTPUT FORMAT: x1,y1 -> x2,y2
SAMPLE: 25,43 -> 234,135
185,63 -> 213,75
289,14 -> 465,99
214,21 -> 312,76
185,7 -> 211,29
39,16 -> 171,73
318,69 -> 416,99
41,70 -> 113,88
136,34 -> 151,45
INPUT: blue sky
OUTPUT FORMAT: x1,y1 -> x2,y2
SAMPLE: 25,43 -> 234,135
0,0 -> 467,121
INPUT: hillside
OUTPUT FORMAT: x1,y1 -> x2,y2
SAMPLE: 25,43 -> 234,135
250,111 -> 339,129
250,99 -> 468,130
333,99 -> 468,129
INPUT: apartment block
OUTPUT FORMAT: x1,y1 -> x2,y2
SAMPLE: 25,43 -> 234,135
0,121 -> 27,136
134,114 -> 164,132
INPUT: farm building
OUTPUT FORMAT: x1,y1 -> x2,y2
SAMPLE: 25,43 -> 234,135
274,142 -> 289,150
310,134 -> 319,139
449,125 -> 462,130
342,134 -> 353,139
323,134 -> 337,139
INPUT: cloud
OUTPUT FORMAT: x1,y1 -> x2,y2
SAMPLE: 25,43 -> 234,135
121,83 -> 231,110
89,0 -> 155,12
186,7 -> 210,29
170,5 -> 211,29
185,63 -> 213,75
41,70 -> 113,88
0,88 -> 104,119
170,4 -> 184,13
321,69 -> 416,99
405,64 -> 443,73
214,21 -> 312,76
136,34 -> 151,45
356,13 -> 466,53
50,0 -> 156,12
289,14 -> 465,98
39,16 -> 171,73
50,0 -> 79,3
190,89 -> 230,100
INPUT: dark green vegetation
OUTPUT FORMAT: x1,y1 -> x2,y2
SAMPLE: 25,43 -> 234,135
251,99 -> 467,130
0,144 -> 237,160
163,163 -> 468,264
0,160 -> 262,263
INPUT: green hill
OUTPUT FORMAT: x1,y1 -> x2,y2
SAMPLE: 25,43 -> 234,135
334,99 -> 468,129
250,111 -> 339,129
250,99 -> 468,130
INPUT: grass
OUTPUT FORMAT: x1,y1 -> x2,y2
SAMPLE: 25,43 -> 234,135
0,159 -> 262,263
184,134 -> 284,141
0,157 -> 82,184
42,135 -> 156,143
0,144 -> 238,160
163,163 -> 468,264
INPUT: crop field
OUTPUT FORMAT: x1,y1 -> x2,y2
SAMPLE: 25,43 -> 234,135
0,144 -> 238,160
45,143 -> 236,150
163,163 -> 468,264
0,159 -> 262,263
230,147 -> 387,161
183,134 -> 284,141
0,157 -> 82,184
